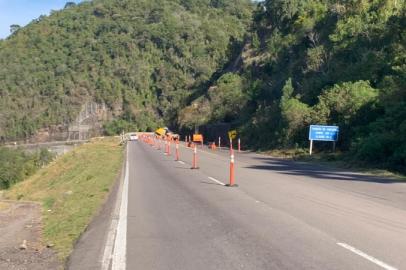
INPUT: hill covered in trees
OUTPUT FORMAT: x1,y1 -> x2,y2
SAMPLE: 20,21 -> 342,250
0,0 -> 252,139
0,0 -> 405,172
181,0 -> 406,172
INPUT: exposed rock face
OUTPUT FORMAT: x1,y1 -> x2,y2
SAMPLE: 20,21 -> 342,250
67,101 -> 111,141
27,101 -> 111,143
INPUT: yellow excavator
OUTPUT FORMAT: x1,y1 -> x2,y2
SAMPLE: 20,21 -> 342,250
155,127 -> 179,140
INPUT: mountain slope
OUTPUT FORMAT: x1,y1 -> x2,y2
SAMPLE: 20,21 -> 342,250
181,0 -> 406,172
0,0 -> 252,140
1,0 -> 405,172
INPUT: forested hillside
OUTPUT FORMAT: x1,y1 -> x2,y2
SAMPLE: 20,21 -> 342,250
0,0 -> 252,140
181,0 -> 405,172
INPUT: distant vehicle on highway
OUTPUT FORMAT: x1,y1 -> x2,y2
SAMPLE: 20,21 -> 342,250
129,133 -> 139,141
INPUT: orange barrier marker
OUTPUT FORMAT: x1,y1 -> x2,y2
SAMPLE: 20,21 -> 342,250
226,148 -> 237,187
175,140 -> 180,161
238,138 -> 241,152
218,137 -> 221,149
191,144 -> 199,169
168,140 -> 171,156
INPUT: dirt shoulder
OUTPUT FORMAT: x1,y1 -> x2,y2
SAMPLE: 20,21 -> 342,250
0,200 -> 61,270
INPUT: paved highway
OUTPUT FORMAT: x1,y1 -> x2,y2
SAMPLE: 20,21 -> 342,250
69,139 -> 406,269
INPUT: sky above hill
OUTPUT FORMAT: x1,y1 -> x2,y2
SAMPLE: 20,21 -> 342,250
0,0 -> 82,39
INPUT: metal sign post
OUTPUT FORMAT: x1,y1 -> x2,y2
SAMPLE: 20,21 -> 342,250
310,140 -> 313,155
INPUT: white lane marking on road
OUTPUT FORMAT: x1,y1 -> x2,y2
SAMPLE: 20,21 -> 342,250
208,176 -> 226,186
337,243 -> 398,270
111,146 -> 130,270
101,216 -> 119,270
178,161 -> 185,165
101,161 -> 124,270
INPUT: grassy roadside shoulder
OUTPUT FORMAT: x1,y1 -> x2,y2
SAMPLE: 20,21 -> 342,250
4,137 -> 124,261
260,148 -> 406,181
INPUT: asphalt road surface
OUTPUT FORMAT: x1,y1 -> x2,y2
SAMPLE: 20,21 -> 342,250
70,139 -> 406,270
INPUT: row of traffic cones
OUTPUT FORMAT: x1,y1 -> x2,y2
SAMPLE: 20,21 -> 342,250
141,134 -> 237,187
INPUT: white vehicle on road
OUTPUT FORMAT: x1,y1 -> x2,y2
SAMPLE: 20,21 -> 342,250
129,133 -> 138,141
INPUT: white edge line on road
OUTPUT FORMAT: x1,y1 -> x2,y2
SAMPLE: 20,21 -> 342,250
101,160 -> 124,270
101,215 -> 119,270
178,161 -> 185,165
111,146 -> 130,270
208,176 -> 226,186
337,243 -> 398,270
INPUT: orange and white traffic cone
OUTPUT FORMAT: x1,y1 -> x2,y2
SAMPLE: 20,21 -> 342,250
191,144 -> 199,169
175,141 -> 180,161
226,148 -> 237,187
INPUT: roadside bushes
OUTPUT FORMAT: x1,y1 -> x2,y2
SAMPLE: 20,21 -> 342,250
352,103 -> 406,172
271,78 -> 406,172
0,147 -> 54,189
275,79 -> 379,147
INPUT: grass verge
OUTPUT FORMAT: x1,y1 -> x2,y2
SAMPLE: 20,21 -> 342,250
4,137 -> 124,261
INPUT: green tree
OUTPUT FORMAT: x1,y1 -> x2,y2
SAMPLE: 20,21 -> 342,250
280,78 -> 312,145
9,24 -> 21,34
208,73 -> 247,122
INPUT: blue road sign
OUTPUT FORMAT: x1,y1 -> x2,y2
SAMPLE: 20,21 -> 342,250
309,125 -> 339,141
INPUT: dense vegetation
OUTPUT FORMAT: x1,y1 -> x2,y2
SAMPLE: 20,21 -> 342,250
0,0 -> 252,139
182,0 -> 406,172
0,147 -> 54,189
0,0 -> 405,172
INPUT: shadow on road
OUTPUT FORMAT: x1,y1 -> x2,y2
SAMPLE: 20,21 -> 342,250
245,157 -> 404,184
